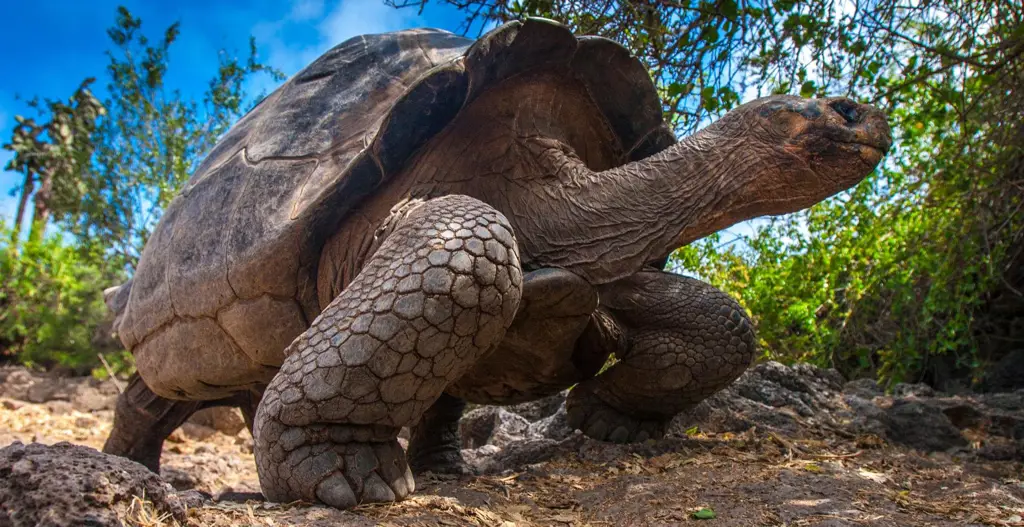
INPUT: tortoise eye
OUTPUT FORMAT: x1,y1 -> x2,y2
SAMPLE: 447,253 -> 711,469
828,99 -> 859,124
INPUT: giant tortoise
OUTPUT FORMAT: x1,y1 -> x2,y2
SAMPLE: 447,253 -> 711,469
101,18 -> 891,508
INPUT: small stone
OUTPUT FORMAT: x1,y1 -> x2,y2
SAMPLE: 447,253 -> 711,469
44,400 -> 74,415
508,391 -> 568,422
892,382 -> 936,398
74,417 -> 97,429
189,406 -> 247,436
27,380 -> 72,404
180,423 -> 218,442
72,387 -> 116,412
161,467 -> 198,491
843,378 -> 881,399
883,399 -> 967,451
527,404 -> 574,441
459,407 -> 531,449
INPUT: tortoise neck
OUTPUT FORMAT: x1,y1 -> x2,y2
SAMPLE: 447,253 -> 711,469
511,131 -> 751,284
602,130 -> 756,249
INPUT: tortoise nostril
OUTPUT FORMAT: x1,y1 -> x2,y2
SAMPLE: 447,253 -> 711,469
829,99 -> 860,124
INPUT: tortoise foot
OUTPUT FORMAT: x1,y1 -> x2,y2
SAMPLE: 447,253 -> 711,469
566,382 -> 666,443
255,423 -> 414,508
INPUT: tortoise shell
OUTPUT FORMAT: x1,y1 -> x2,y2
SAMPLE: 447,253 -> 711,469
117,18 -> 674,399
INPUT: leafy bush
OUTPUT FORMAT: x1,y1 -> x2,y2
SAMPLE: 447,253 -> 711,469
0,222 -> 128,374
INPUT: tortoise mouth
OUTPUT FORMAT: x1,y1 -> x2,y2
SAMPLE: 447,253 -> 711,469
854,143 -> 885,167
834,140 -> 887,168
842,131 -> 892,151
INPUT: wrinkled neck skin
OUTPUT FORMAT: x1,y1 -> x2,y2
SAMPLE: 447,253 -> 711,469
506,130 -> 767,285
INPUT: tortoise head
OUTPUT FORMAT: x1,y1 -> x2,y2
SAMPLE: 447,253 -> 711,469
697,94 -> 892,216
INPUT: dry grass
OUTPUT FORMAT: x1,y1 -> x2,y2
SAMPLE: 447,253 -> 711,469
118,493 -> 182,527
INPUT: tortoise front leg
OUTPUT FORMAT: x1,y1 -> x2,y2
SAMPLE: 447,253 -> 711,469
408,267 -> 602,475
253,195 -> 522,509
566,270 -> 755,442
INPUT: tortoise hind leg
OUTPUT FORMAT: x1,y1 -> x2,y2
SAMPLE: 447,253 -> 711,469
253,195 -> 522,509
103,374 -> 264,472
103,373 -> 203,472
236,385 -> 265,433
566,270 -> 755,442
406,393 -> 472,475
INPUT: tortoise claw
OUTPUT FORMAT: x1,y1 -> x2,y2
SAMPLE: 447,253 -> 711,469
254,419 -> 414,508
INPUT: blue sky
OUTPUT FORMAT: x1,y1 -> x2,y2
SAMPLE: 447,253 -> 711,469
0,0 -> 473,223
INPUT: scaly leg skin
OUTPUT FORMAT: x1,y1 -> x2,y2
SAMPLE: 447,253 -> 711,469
406,392 -> 473,475
446,267 -> 604,404
253,195 -> 523,509
408,268 -> 600,475
566,270 -> 755,443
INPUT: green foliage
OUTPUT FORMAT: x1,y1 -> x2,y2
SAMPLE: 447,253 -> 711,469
691,507 -> 716,520
3,80 -> 105,242
0,220 -> 125,373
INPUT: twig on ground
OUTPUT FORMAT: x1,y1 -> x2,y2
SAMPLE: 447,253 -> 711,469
811,450 -> 864,460
97,354 -> 123,394
769,431 -> 806,460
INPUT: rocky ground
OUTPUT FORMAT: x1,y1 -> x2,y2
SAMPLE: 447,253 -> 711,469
0,362 -> 1022,526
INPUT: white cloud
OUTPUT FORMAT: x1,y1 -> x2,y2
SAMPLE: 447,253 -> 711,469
290,0 -> 326,21
318,0 -> 417,44
254,0 -> 420,81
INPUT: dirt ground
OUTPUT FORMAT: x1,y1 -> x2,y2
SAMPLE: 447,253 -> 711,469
2,392 -> 1022,527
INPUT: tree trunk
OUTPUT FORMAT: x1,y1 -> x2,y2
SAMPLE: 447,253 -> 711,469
11,171 -> 34,242
27,170 -> 52,243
